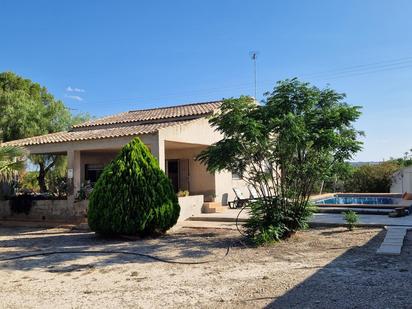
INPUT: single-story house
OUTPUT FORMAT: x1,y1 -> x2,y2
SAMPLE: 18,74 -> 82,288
1,101 -> 247,221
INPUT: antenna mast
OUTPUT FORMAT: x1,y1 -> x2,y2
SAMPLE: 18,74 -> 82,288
250,51 -> 259,101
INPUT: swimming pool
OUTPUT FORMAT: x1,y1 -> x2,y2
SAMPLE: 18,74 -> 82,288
315,195 -> 399,206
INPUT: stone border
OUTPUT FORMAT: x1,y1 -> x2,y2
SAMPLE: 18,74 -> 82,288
377,226 -> 412,255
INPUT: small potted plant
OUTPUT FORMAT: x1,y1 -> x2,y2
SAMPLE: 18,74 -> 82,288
177,190 -> 189,197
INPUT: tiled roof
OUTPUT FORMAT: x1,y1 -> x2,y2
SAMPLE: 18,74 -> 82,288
2,120 -> 193,147
73,101 -> 222,128
1,101 -> 222,147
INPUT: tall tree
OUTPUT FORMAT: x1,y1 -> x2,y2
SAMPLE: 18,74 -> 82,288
198,79 -> 363,244
0,72 -> 89,192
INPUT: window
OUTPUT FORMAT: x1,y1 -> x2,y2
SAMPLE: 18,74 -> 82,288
85,164 -> 104,184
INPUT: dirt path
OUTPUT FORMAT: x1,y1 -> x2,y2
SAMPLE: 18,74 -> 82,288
0,226 -> 411,308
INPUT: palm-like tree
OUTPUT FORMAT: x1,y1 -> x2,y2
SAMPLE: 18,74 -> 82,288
0,145 -> 27,181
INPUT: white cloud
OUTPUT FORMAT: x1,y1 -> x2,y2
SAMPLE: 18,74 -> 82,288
65,94 -> 83,101
66,86 -> 85,93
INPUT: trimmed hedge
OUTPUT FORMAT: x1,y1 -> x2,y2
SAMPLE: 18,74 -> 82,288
88,137 -> 180,236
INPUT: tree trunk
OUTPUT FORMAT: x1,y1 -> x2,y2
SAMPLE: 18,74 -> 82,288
36,156 -> 56,193
37,162 -> 47,193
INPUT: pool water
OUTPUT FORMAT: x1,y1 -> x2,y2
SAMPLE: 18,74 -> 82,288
316,196 -> 397,205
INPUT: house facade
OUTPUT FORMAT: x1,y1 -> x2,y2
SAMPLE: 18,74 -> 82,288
3,101 -> 247,216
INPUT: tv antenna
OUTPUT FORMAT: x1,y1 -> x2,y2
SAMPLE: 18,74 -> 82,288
249,51 -> 259,101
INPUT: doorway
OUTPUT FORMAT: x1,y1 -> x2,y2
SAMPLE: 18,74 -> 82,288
167,160 -> 179,192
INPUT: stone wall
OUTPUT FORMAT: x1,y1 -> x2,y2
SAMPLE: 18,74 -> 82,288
0,195 -> 202,224
0,199 -> 87,223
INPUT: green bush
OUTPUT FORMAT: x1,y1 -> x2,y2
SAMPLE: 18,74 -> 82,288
344,162 -> 400,193
245,197 -> 314,245
343,210 -> 359,231
88,137 -> 180,236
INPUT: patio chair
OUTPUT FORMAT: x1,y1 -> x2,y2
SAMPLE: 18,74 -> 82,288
248,186 -> 260,199
228,188 -> 252,209
249,185 -> 276,199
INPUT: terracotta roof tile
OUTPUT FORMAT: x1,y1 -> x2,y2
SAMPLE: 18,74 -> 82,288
73,100 -> 221,128
2,120 -> 193,147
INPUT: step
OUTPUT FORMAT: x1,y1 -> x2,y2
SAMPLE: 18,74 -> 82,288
179,220 -> 243,230
188,215 -> 248,222
201,202 -> 226,214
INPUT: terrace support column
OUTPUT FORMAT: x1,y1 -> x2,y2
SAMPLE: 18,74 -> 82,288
67,149 -> 81,205
151,138 -> 165,171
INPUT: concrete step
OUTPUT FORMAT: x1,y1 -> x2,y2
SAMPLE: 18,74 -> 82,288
188,216 -> 248,222
201,202 -> 226,213
179,220 -> 243,230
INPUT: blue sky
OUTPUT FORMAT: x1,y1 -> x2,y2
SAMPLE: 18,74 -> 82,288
1,0 -> 412,162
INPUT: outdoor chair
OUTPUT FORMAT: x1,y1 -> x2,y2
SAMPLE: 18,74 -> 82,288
249,185 -> 276,199
248,186 -> 260,199
228,188 -> 253,209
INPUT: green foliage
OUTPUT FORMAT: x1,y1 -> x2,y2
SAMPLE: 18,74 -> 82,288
0,71 -> 91,192
0,72 -> 72,141
343,210 -> 359,230
344,161 -> 400,193
75,182 -> 93,201
0,145 -> 27,181
391,149 -> 412,168
246,198 -> 314,245
198,79 -> 362,244
88,137 -> 180,236
45,169 -> 68,197
313,162 -> 355,194
29,154 -> 68,193
20,164 -> 67,197
20,171 -> 40,192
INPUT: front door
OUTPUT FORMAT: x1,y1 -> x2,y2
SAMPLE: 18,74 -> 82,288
167,160 -> 179,192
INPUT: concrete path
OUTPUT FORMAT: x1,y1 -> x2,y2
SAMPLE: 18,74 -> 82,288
377,227 -> 412,255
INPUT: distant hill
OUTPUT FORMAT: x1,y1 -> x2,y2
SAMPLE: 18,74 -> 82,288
349,161 -> 380,167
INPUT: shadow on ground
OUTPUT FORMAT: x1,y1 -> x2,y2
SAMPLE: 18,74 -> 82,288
0,227 -> 238,272
264,229 -> 412,309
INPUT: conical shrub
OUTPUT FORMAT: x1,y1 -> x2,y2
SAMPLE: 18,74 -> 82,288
88,137 -> 180,236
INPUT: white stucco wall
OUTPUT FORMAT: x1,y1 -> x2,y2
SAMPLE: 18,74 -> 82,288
178,195 -> 204,221
391,166 -> 412,193
159,117 -> 223,145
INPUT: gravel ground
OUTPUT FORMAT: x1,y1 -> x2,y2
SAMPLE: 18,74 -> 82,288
0,225 -> 411,309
